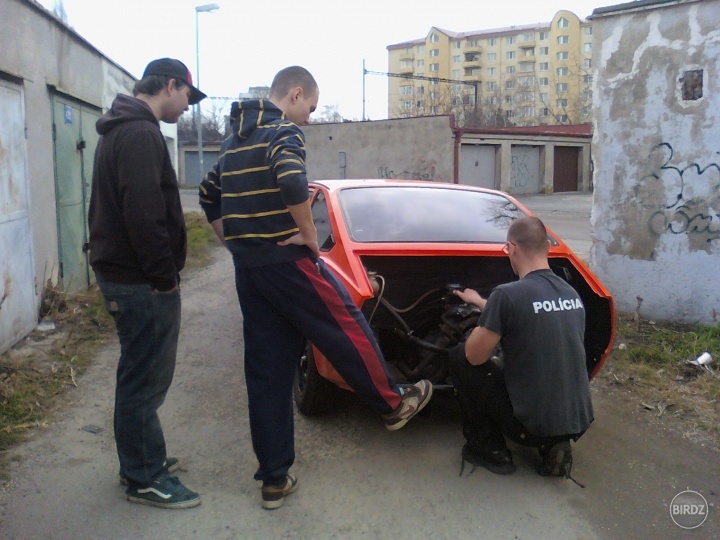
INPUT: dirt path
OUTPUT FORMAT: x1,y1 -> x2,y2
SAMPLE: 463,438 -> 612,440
0,249 -> 717,539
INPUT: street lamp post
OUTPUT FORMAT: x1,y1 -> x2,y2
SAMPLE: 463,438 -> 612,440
194,3 -> 219,175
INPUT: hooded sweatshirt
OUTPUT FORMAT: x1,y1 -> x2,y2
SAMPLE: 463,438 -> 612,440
88,94 -> 186,291
199,99 -> 311,267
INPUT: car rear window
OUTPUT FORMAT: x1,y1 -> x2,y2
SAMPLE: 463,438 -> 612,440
339,186 -> 528,243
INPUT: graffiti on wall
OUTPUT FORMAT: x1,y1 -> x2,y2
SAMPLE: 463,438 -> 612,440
378,157 -> 437,181
640,142 -> 720,243
511,153 -> 531,188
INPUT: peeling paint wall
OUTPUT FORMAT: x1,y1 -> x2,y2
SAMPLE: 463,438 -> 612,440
590,0 -> 720,323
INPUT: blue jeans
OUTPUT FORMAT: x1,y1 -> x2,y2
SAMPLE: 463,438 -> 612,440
95,273 -> 181,486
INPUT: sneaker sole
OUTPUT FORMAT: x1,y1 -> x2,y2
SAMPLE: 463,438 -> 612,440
262,474 -> 298,510
384,383 -> 433,431
119,458 -> 182,487
126,493 -> 201,509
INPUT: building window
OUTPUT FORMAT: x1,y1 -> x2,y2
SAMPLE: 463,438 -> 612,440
430,33 -> 439,43
556,83 -> 568,92
539,63 -> 549,71
559,114 -> 569,122
487,52 -> 497,61
430,63 -> 439,72
505,95 -> 513,104
487,81 -> 497,90
518,106 -> 534,117
400,85 -> 413,95
506,51 -> 516,59
584,26 -> 592,35
452,69 -> 461,78
584,58 -> 592,68
539,77 -> 549,86
518,63 -> 534,73
583,74 -> 592,84
539,31 -> 549,40
488,38 -> 497,46
430,91 -> 439,100
556,67 -> 569,76
540,107 -> 549,116
417,59 -> 425,67
539,46 -> 549,55
506,66 -> 515,74
518,76 -> 534,86
506,36 -> 516,44
505,109 -> 515,118
487,96 -> 497,105
518,92 -> 534,102
557,98 -> 568,107
417,45 -> 425,54
523,32 -> 534,41
453,55 -> 461,63
416,86 -> 425,95
558,17 -> 569,28
540,92 -> 548,102
557,51 -> 569,61
400,59 -> 413,69
505,80 -> 515,90
405,47 -> 413,54
453,41 -> 461,48
584,42 -> 592,52
467,39 -> 479,47
557,35 -> 569,45
523,48 -> 535,57
488,67 -> 496,75
430,49 -> 439,57
430,105 -> 438,114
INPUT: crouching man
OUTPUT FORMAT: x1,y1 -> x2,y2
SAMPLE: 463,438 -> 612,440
449,216 -> 592,481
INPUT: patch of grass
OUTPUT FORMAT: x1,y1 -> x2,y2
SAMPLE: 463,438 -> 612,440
0,212 -> 220,477
0,286 -> 114,475
599,314 -> 720,447
183,211 -> 222,271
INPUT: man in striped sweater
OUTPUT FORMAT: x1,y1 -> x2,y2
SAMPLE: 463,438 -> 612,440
199,66 -> 432,510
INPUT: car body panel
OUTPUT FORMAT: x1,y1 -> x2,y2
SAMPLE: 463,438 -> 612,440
305,179 -> 615,393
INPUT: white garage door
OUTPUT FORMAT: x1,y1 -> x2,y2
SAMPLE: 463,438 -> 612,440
0,81 -> 36,353
509,145 -> 541,195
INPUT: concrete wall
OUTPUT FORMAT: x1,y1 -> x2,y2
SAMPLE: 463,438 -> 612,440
302,116 -> 455,182
590,0 -> 720,323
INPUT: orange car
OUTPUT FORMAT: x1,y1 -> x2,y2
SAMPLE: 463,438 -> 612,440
294,179 -> 615,414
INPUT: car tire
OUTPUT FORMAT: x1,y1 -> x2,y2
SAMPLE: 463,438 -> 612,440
294,341 -> 341,415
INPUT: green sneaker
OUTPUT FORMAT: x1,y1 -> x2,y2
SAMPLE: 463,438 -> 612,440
126,475 -> 201,509
119,457 -> 181,486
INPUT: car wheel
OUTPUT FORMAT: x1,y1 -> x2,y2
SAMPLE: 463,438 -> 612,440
294,341 -> 340,415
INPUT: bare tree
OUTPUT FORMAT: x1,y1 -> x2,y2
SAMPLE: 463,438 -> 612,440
536,52 -> 592,125
178,98 -> 233,145
312,105 -> 344,124
53,0 -> 68,24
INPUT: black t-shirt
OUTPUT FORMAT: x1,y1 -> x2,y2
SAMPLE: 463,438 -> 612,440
479,269 -> 593,437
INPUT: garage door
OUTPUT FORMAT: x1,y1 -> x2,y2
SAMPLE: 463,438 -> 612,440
508,145 -> 541,195
0,81 -> 36,353
459,144 -> 497,189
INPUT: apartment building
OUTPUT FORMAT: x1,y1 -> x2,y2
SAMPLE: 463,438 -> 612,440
387,10 -> 593,127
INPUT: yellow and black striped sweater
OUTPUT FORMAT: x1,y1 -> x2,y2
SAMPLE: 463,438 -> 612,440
199,100 -> 313,267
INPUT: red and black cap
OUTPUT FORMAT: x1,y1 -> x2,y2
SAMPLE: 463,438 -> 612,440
142,58 -> 207,105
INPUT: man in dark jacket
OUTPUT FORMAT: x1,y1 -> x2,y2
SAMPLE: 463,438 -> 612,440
199,66 -> 432,510
88,58 -> 205,509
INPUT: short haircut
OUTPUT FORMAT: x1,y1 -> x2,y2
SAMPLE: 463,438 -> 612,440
133,75 -> 187,97
270,66 -> 317,99
508,216 -> 548,254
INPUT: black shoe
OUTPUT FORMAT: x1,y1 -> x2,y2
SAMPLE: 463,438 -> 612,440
460,443 -> 516,476
126,475 -> 201,509
538,440 -> 573,478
